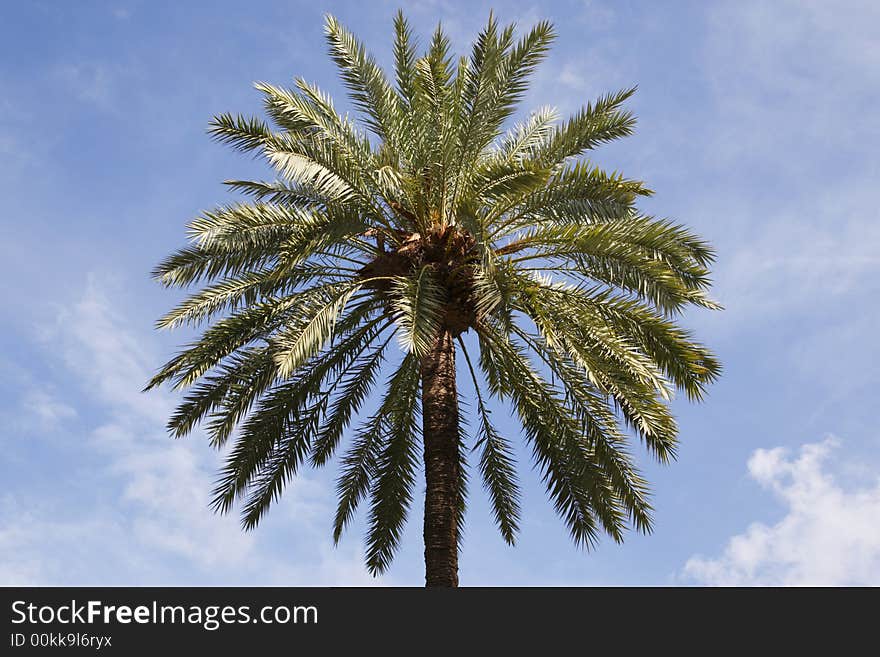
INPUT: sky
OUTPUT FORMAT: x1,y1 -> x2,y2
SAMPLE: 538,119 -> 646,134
1,0 -> 878,586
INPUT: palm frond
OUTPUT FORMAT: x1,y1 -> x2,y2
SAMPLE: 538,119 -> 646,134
333,354 -> 421,544
391,266 -> 444,357
364,354 -> 421,574
272,283 -> 362,379
210,311 -> 387,518
310,332 -> 393,466
459,337 -> 520,543
324,15 -> 403,147
534,87 -> 638,165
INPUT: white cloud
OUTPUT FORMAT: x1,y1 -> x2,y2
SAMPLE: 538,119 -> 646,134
684,437 -> 880,585
702,0 -> 880,164
19,389 -> 77,430
577,1 -> 615,31
55,63 -> 117,109
0,360 -> 77,435
691,1 -> 880,326
557,64 -> 586,90
713,191 -> 880,321
1,275 -> 382,586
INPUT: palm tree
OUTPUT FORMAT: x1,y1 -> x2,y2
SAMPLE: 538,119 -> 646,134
146,12 -> 720,587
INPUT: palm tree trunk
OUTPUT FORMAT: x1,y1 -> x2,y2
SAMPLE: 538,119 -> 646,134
420,329 -> 460,587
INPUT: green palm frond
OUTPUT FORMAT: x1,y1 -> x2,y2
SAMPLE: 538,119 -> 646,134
333,355 -> 420,545
391,266 -> 444,356
392,10 -> 418,109
271,283 -> 363,378
498,106 -> 559,163
535,87 -> 638,165
211,310 -> 388,517
324,14 -> 404,147
223,179 -> 330,207
478,321 -> 653,544
460,337 -> 520,543
166,345 -> 275,442
310,331 -> 394,467
364,355 -> 421,574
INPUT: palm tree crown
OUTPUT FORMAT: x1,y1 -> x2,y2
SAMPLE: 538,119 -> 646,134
147,11 -> 721,585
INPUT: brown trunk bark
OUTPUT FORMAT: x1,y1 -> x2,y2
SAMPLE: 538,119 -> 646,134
420,329 -> 460,587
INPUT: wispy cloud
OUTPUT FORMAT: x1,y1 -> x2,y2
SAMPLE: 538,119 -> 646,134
683,437 -> 880,586
702,0 -> 880,165
54,63 -> 118,110
19,389 -> 77,431
712,190 -> 880,323
688,0 -> 880,330
1,275 -> 383,586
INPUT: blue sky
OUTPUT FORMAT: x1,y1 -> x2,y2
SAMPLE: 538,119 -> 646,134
2,0 -> 879,586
